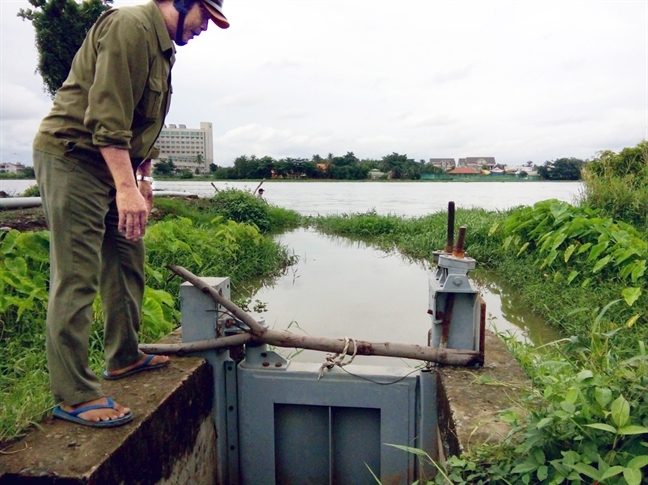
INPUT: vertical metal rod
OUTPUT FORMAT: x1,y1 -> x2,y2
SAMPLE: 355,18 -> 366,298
453,226 -> 466,258
329,406 -> 333,485
444,201 -> 455,253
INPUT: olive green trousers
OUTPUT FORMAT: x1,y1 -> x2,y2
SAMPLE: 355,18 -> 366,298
34,149 -> 146,406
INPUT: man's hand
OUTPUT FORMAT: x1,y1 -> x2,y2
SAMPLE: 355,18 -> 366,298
116,187 -> 148,241
100,146 -> 149,242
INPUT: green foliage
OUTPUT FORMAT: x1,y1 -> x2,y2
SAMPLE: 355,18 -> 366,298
311,208 -> 508,266
581,141 -> 648,230
20,184 -> 41,197
537,157 -> 584,181
493,199 -> 648,317
209,188 -> 273,232
17,0 -> 113,97
154,158 -> 177,176
144,216 -> 293,296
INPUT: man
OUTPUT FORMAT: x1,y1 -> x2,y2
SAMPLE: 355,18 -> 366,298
256,188 -> 265,200
32,0 -> 228,427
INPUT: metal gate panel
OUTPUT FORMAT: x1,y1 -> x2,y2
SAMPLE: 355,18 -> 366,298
237,362 -> 420,485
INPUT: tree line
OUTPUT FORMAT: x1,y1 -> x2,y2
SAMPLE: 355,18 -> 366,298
154,152 -> 585,181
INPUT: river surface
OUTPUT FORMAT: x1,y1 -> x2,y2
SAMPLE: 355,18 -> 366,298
2,179 -> 578,365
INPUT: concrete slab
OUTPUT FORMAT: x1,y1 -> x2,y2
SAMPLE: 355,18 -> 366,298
0,331 -> 216,485
437,330 -> 530,457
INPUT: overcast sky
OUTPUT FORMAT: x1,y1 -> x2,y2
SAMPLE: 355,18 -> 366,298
1,0 -> 646,167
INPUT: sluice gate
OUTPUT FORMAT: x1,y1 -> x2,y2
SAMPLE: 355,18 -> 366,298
164,201 -> 485,485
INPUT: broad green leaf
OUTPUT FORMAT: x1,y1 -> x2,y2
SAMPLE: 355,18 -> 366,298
537,465 -> 548,481
588,241 -> 608,261
600,466 -> 625,480
541,250 -> 558,269
617,425 -> 648,435
577,242 -> 592,254
623,467 -> 642,485
622,287 -> 641,306
512,463 -> 539,474
502,235 -> 513,250
571,462 -> 601,481
564,244 -> 576,262
592,255 -> 611,273
517,242 -> 529,256
565,388 -> 579,403
594,387 -> 612,408
576,370 -> 593,382
631,260 -> 646,282
611,396 -> 630,428
536,417 -> 553,429
551,233 -> 567,251
627,456 -> 648,469
581,277 -> 591,288
566,270 -> 579,284
584,423 -> 617,433
560,401 -> 576,414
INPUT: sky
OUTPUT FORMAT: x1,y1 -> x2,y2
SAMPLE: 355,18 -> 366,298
1,0 -> 647,168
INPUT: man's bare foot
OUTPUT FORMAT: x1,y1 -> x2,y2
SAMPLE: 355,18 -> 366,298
60,397 -> 130,423
105,354 -> 170,379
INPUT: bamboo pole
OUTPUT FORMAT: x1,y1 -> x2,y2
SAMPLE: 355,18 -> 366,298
164,265 -> 481,366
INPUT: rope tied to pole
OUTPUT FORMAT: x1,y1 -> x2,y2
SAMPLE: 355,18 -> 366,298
318,337 -> 358,379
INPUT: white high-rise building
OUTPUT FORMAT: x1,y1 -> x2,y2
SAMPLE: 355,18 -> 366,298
155,122 -> 213,172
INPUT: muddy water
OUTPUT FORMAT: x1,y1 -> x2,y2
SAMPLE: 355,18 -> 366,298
245,228 -> 562,368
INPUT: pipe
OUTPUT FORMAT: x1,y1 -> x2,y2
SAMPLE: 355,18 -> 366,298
0,191 -> 197,210
0,197 -> 41,209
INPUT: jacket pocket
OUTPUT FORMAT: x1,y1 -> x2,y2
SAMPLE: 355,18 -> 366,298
140,76 -> 167,122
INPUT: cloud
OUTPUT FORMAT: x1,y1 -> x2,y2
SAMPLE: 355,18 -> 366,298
430,65 -> 474,85
261,60 -> 303,71
275,109 -> 310,120
0,83 -> 51,120
214,91 -> 266,107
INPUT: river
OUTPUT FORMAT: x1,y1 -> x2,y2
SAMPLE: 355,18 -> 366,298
1,179 -> 579,365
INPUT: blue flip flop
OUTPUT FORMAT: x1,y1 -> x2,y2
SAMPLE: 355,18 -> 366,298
102,354 -> 169,380
52,397 -> 134,428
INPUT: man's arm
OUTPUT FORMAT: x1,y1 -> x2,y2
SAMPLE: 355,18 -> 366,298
100,146 -> 148,241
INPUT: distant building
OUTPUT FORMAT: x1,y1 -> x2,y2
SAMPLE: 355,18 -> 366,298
368,169 -> 386,179
428,158 -> 455,170
458,157 -> 497,170
447,166 -> 480,175
155,122 -> 213,172
0,162 -> 26,174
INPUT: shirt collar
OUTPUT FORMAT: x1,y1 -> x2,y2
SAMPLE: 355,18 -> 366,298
146,0 -> 176,64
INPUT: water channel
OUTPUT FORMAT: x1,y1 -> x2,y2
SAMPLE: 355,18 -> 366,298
1,179 -> 582,366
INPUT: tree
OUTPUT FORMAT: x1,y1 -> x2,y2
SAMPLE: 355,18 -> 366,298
153,158 -> 176,176
537,158 -> 584,181
18,0 -> 113,97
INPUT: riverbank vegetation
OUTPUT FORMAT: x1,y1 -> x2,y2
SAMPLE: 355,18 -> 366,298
310,141 -> 648,484
0,191 -> 299,444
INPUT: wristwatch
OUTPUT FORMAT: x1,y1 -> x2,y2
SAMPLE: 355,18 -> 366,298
136,175 -> 154,184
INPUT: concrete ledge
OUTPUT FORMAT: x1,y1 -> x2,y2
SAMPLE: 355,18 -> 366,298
0,331 -> 215,485
437,330 -> 530,457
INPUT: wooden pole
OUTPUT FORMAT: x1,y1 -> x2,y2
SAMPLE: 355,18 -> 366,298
253,178 -> 265,195
164,265 -> 481,366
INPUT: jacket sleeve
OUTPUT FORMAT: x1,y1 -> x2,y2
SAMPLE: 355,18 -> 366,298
85,12 -> 150,149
